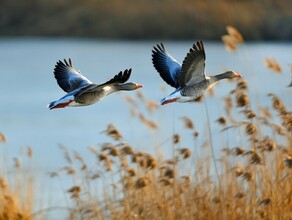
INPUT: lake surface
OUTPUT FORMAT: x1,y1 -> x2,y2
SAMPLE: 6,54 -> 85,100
0,38 -> 291,213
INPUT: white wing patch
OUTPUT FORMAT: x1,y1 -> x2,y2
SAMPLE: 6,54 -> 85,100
103,86 -> 111,91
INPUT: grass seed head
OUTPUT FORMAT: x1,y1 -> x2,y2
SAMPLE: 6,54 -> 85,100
68,186 -> 81,198
13,158 -> 20,169
268,94 -> 286,115
258,198 -> 271,207
193,131 -> 199,138
135,177 -> 150,189
226,25 -> 244,43
235,167 -> 244,177
59,145 -> 72,164
48,172 -> 59,178
98,153 -> 108,161
164,168 -> 175,179
127,168 -> 136,177
180,148 -> 192,159
123,95 -> 138,107
235,192 -> 245,199
236,92 -> 250,107
159,178 -> 172,186
194,95 -> 204,102
249,152 -> 263,165
265,58 -> 282,73
146,155 -> 156,169
242,109 -> 256,119
146,100 -> 160,113
181,117 -> 195,129
61,166 -> 76,175
222,35 -> 237,52
105,159 -> 112,171
261,137 -> 276,151
0,176 -> 7,190
236,80 -> 248,90
0,132 -> 6,143
260,107 -> 272,119
90,173 -> 100,180
208,86 -> 215,96
282,112 -> 292,132
245,123 -> 257,136
284,155 -> 292,168
272,124 -> 286,136
165,159 -> 178,165
242,172 -> 254,182
109,147 -> 119,157
139,113 -> 159,129
232,147 -> 245,156
212,196 -> 221,204
136,91 -> 145,101
101,143 -> 114,151
121,145 -> 134,155
103,124 -> 123,140
173,134 -> 180,144
81,164 -> 87,171
216,117 -> 227,126
27,146 -> 33,158
74,152 -> 84,164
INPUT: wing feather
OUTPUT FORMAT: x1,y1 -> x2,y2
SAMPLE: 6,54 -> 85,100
152,43 -> 181,88
179,41 -> 206,87
77,69 -> 132,95
53,58 -> 92,93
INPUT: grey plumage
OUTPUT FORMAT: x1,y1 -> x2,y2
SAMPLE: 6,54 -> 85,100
48,58 -> 142,109
152,41 -> 242,105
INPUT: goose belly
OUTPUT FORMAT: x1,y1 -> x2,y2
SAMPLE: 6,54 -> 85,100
74,91 -> 105,105
180,81 -> 210,101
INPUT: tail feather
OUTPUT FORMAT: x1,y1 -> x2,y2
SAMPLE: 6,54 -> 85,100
48,101 -> 73,110
48,95 -> 74,110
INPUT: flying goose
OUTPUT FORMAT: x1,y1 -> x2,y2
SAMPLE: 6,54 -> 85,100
152,40 -> 241,105
48,58 -> 142,109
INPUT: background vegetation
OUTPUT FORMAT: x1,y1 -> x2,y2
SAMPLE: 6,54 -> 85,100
0,31 -> 291,218
1,0 -> 292,40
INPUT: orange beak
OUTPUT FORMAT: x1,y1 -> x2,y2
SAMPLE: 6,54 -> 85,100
234,71 -> 242,77
136,83 -> 143,89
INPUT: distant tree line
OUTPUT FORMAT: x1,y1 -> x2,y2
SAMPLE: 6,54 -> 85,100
0,0 -> 291,40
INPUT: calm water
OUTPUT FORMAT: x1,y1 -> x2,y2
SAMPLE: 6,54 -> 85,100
0,38 -> 291,212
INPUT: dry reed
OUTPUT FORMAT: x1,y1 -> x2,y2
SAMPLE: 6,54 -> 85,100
1,27 -> 291,220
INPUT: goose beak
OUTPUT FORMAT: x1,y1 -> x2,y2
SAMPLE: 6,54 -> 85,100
136,83 -> 143,89
234,71 -> 242,77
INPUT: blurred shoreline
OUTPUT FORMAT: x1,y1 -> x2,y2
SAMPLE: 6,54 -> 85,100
1,0 -> 291,41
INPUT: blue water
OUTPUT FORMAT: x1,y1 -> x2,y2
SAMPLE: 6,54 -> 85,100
0,38 -> 291,213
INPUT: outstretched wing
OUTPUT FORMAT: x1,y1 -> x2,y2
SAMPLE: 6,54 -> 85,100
78,69 -> 132,94
179,41 -> 206,87
152,43 -> 181,88
102,68 -> 132,85
53,58 -> 92,93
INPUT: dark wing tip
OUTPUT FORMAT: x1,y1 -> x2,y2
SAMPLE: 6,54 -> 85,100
152,43 -> 165,53
126,68 -> 132,75
151,43 -> 167,66
55,58 -> 73,70
63,58 -> 73,68
53,58 -> 74,85
106,68 -> 132,84
151,42 -> 180,88
194,40 -> 206,59
122,68 -> 132,82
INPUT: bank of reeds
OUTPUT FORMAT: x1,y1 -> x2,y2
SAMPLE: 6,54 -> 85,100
0,27 -> 291,219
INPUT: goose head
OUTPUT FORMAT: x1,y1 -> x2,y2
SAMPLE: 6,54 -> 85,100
116,82 -> 143,91
224,71 -> 242,78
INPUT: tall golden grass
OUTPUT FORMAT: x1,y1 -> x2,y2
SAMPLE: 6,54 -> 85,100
1,27 -> 291,219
